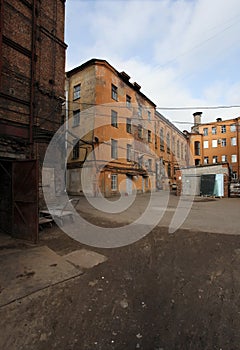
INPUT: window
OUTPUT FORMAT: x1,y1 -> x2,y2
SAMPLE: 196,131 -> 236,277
195,159 -> 200,166
213,156 -> 218,164
177,140 -> 180,158
181,143 -> 184,160
127,144 -> 132,162
126,95 -> 131,108
231,137 -> 237,146
230,124 -> 236,132
212,139 -> 217,148
111,84 -> 118,100
148,111 -> 151,122
167,133 -> 170,153
212,126 -> 217,135
138,125 -> 143,139
232,172 -> 237,180
203,128 -> 208,136
111,139 -> 118,159
231,154 -> 237,163
148,159 -> 152,171
73,109 -> 80,127
148,130 -> 151,143
138,154 -> 143,167
73,84 -> 81,100
203,140 -> 209,149
222,155 -> 227,162
111,174 -> 118,191
172,136 -> 175,154
168,163 -> 171,177
72,140 -> 79,159
221,138 -> 226,147
126,118 -> 132,133
221,125 -> 226,133
160,128 -> 164,151
111,110 -> 118,127
194,141 -> 200,155
204,157 -> 209,164
138,105 -> 142,117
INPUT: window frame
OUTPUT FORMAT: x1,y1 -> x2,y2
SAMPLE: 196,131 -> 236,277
221,125 -> 226,133
203,127 -> 208,136
231,137 -> 237,146
148,130 -> 152,143
111,84 -> 118,101
126,95 -> 131,108
231,154 -> 237,163
73,84 -> 81,100
111,174 -> 118,191
111,139 -> 118,159
203,140 -> 209,149
111,110 -> 118,128
212,139 -> 217,148
73,109 -> 80,127
221,138 -> 226,147
126,118 -> 132,134
127,144 -> 132,162
212,126 -> 217,135
72,140 -> 79,160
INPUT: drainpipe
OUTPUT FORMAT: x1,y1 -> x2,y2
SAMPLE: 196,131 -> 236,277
64,77 -> 69,191
236,117 -> 240,181
30,0 -> 37,158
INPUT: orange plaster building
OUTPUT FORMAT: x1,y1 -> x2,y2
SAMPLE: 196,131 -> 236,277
186,112 -> 240,181
65,59 -> 188,196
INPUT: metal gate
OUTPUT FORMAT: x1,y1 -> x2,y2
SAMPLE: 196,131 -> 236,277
12,160 -> 39,242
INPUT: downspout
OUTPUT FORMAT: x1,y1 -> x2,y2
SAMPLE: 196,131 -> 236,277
65,76 -> 69,191
0,0 -> 3,90
30,0 -> 37,158
236,117 -> 240,181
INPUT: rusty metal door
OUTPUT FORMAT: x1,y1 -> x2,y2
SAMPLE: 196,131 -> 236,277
12,160 -> 39,242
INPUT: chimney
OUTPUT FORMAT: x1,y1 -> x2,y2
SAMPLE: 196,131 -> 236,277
193,112 -> 202,126
216,117 -> 222,122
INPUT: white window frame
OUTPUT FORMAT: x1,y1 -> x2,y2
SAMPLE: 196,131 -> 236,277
221,125 -> 226,133
212,139 -> 217,148
231,154 -> 237,163
222,155 -> 227,162
231,137 -> 237,146
212,127 -> 217,135
212,156 -> 218,164
221,138 -> 226,147
111,174 -> 118,191
203,140 -> 209,149
204,157 -> 209,164
230,124 -> 236,132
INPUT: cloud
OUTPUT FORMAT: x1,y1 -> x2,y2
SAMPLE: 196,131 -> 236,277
65,0 -> 240,131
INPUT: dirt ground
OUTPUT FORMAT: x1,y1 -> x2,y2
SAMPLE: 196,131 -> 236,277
1,211 -> 240,350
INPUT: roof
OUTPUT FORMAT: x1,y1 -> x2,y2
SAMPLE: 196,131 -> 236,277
66,58 -> 156,108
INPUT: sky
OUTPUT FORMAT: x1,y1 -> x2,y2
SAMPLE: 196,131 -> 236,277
65,0 -> 240,131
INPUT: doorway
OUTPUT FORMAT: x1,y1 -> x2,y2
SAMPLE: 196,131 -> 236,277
0,159 -> 39,242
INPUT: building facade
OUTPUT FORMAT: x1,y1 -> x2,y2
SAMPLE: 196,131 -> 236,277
187,112 -> 240,181
65,59 -> 188,197
0,0 -> 67,241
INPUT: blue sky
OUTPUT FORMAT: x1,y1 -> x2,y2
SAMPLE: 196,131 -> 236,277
65,0 -> 240,130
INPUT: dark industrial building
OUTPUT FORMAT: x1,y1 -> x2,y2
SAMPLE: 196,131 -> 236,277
0,0 -> 67,241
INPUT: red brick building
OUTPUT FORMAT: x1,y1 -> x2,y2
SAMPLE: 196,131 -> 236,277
0,0 -> 66,241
